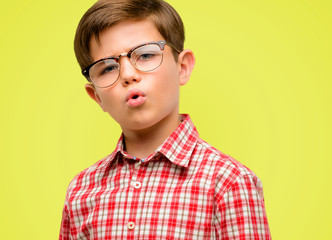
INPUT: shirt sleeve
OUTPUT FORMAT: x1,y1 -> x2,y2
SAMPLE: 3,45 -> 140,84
214,174 -> 271,239
59,204 -> 71,240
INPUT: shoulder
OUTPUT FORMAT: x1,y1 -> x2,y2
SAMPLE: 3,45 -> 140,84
197,140 -> 271,239
194,138 -> 261,195
65,153 -> 116,199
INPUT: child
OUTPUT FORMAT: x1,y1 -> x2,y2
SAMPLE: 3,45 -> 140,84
59,0 -> 271,239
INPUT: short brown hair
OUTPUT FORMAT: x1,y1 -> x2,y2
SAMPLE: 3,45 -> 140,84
74,0 -> 185,70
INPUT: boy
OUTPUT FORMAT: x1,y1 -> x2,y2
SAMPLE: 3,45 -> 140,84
59,0 -> 271,239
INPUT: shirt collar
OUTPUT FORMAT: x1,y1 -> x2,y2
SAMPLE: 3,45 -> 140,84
110,114 -> 199,168
156,114 -> 199,167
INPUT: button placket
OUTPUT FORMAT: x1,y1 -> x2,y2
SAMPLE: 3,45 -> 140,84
123,156 -> 144,234
131,159 -> 144,190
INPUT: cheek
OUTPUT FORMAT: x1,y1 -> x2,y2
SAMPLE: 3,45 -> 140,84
97,89 -> 120,110
157,59 -> 179,89
153,70 -> 180,103
163,68 -> 179,91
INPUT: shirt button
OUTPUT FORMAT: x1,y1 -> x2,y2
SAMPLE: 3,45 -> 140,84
127,221 -> 135,230
133,181 -> 142,189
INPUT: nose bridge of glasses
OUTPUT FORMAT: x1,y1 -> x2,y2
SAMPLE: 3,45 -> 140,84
117,51 -> 137,71
117,52 -> 133,65
118,52 -> 129,59
117,52 -> 139,79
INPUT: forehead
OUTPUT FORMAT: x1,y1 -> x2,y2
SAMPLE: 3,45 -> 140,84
89,19 -> 164,61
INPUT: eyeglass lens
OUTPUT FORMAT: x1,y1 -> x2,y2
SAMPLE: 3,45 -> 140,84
89,44 -> 163,88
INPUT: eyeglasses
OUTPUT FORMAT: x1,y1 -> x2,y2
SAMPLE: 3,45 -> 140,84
82,40 -> 179,88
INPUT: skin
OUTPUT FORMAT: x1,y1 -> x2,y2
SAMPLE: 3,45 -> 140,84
85,18 -> 195,159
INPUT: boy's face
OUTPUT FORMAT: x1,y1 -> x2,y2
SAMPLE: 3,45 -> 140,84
85,19 -> 192,134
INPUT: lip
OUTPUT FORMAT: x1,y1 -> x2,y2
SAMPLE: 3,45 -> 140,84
126,89 -> 146,107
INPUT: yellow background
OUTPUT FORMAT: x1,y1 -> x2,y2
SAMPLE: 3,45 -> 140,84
1,0 -> 331,239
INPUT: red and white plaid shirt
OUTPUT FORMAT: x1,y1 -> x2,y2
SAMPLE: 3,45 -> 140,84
59,114 -> 271,239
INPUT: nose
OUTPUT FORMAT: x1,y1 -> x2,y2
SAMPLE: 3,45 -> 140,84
118,57 -> 142,86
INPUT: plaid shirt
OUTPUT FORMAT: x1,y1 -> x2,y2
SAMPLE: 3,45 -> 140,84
59,114 -> 271,239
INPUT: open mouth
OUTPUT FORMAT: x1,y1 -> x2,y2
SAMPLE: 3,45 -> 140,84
132,95 -> 139,99
126,89 -> 146,107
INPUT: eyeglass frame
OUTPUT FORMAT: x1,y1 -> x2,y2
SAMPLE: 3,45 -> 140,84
82,40 -> 181,88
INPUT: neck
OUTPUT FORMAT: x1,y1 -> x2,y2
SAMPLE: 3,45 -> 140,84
122,113 -> 181,159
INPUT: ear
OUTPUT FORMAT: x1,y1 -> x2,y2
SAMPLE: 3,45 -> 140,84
177,49 -> 195,86
85,84 -> 106,112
